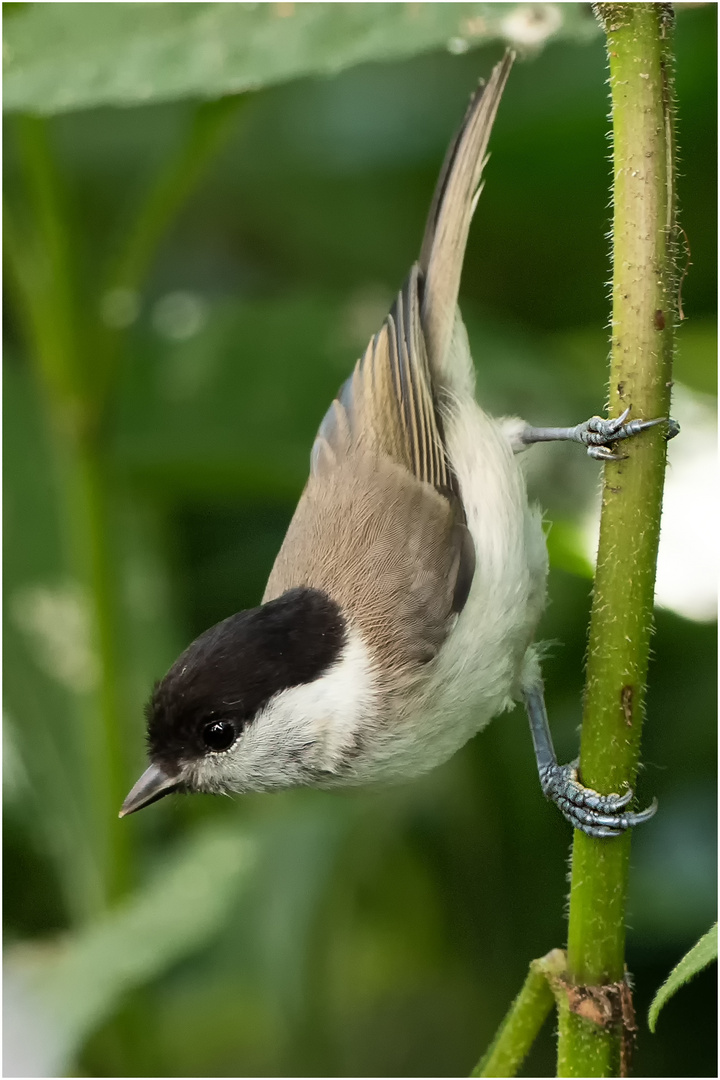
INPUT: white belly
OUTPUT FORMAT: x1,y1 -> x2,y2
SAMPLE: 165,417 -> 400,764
342,394 -> 549,786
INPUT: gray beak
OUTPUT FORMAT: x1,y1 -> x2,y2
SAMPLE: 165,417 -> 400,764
119,763 -> 180,817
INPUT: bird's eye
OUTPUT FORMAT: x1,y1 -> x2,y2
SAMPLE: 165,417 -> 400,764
202,720 -> 237,753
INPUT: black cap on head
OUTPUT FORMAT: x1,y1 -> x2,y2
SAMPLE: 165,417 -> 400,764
145,587 -> 347,779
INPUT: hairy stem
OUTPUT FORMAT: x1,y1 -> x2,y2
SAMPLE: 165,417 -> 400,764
558,4 -> 677,1075
471,951 -> 566,1078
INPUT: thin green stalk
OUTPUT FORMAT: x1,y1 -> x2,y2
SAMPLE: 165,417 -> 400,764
63,442 -> 133,903
7,119 -> 88,433
7,100 -> 246,913
9,117 -> 131,911
106,95 -> 244,294
7,92 -> 246,1078
95,95 -> 245,410
471,950 -> 566,1077
559,5 -> 677,1076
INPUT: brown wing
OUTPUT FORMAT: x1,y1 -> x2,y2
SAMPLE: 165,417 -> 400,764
265,269 -> 474,673
263,453 -> 473,675
419,51 -> 513,377
310,264 -> 453,494
260,55 -> 520,673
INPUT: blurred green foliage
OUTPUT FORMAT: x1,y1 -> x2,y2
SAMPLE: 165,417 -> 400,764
3,3 -> 598,114
3,4 -> 716,1077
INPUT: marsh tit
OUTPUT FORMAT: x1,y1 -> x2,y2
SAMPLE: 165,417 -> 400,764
121,52 -> 670,837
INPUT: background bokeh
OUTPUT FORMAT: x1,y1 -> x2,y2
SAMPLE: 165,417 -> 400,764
3,4 -> 717,1077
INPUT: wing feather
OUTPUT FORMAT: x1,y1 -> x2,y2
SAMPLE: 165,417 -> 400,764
419,51 -> 514,377
264,455 -> 473,674
311,264 -> 453,495
263,56 -> 520,675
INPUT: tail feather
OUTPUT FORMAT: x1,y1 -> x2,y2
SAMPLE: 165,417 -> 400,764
419,51 -> 514,383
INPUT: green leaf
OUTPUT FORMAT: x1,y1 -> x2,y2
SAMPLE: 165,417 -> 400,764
3,350 -> 182,922
3,354 -> 100,920
648,923 -> 718,1032
3,3 -> 598,116
6,822 -> 256,1069
5,799 -> 365,1075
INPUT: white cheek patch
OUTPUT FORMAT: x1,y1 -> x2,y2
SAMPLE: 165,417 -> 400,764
187,629 -> 378,794
255,629 -> 379,771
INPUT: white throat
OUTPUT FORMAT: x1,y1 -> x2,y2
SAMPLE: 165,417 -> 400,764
188,628 -> 379,793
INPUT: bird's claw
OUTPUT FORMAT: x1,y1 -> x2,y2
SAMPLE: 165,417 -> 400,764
539,760 -> 657,839
587,444 -> 626,462
665,417 -> 681,441
576,408 -> 679,460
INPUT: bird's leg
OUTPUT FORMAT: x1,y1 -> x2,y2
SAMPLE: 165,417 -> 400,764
513,407 -> 679,461
523,682 -> 657,838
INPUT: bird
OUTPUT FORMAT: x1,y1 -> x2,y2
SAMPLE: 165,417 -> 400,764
121,51 -> 668,837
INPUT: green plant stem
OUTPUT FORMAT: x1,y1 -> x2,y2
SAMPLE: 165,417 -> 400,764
6,119 -> 87,430
106,95 -> 244,294
471,950 -> 566,1077
558,5 -> 676,1076
96,95 -> 245,410
7,117 -> 131,911
6,94 -> 245,1078
6,100 -> 245,916
66,442 -> 133,903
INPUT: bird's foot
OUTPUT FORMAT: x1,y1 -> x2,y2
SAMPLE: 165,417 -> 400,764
539,759 -> 657,838
578,408 -> 680,461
